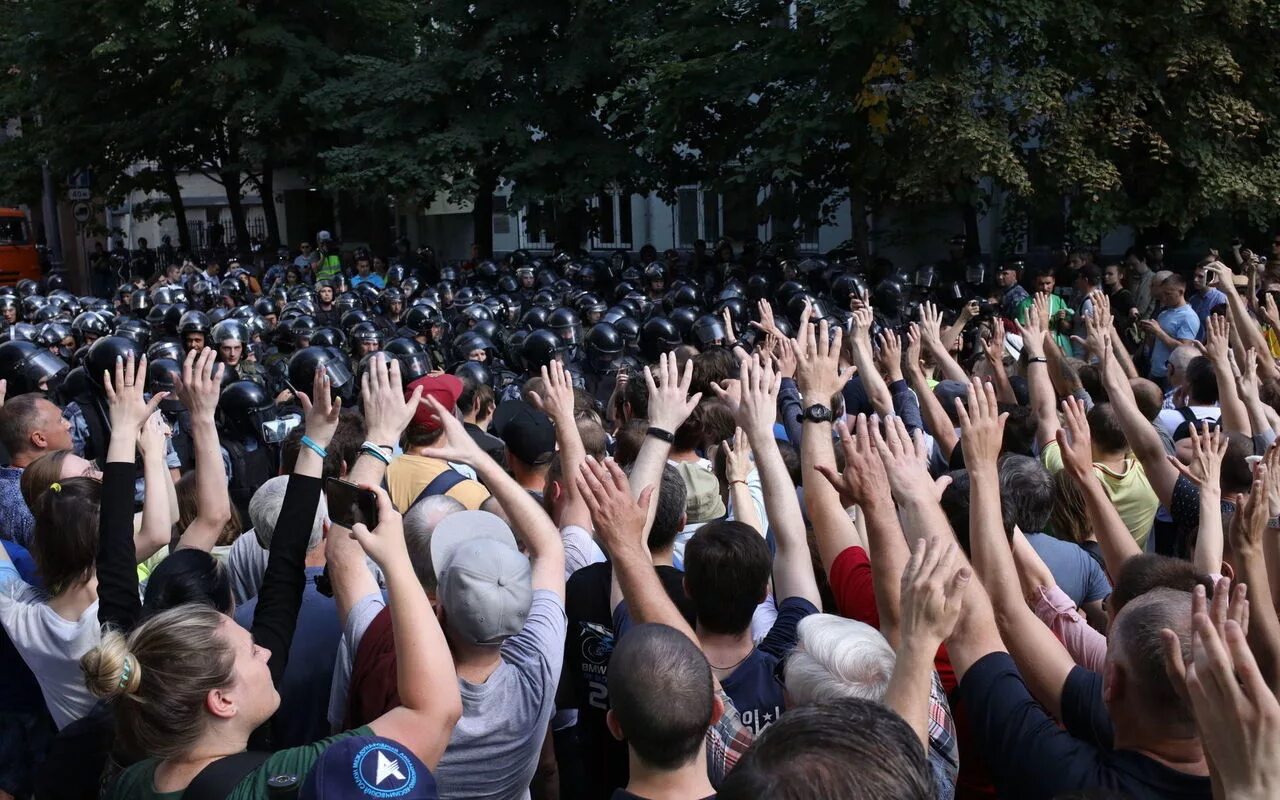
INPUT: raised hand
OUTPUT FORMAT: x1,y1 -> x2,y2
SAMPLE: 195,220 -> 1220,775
750,299 -> 781,338
1055,396 -> 1094,481
791,317 -> 855,402
957,377 -> 1007,469
876,330 -> 904,383
1168,422 -> 1228,488
1202,314 -> 1232,365
414,395 -> 486,466
1031,292 -> 1051,333
721,428 -> 753,486
905,323 -> 924,375
348,484 -> 408,569
816,415 -> 892,508
643,352 -> 702,433
576,457 -> 651,557
136,410 -> 170,459
713,352 -> 780,441
297,365 -> 341,447
105,351 -> 168,433
528,359 -> 576,425
871,415 -> 935,500
919,301 -> 943,345
899,536 -> 971,652
1016,302 -> 1046,360
176,348 -> 224,422
772,333 -> 798,379
362,354 -> 424,446
1232,458 -> 1277,558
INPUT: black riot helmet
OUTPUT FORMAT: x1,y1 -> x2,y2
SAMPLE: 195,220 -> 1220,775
178,310 -> 211,337
640,317 -> 682,362
0,340 -> 68,396
340,309 -> 371,331
113,318 -> 151,349
715,298 -> 748,332
521,329 -> 562,371
309,327 -> 347,350
547,307 -> 583,347
86,336 -> 144,390
383,337 -> 433,382
0,323 -> 35,344
614,316 -> 640,353
452,331 -> 495,362
691,314 -> 728,348
287,346 -> 355,402
521,306 -> 550,331
146,357 -> 182,398
664,284 -> 702,315
253,297 -> 276,320
71,311 -> 112,343
349,322 -> 384,353
147,339 -> 185,364
217,380 -> 279,442
453,360 -> 492,389
403,305 -> 444,338
669,307 -> 698,341
585,322 -> 624,371
211,319 -> 250,347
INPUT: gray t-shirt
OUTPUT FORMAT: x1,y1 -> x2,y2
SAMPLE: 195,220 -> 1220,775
330,589 -> 567,800
1025,532 -> 1111,607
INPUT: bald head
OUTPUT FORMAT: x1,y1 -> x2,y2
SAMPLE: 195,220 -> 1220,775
1129,378 -> 1164,422
403,495 -> 466,593
1107,588 -> 1195,737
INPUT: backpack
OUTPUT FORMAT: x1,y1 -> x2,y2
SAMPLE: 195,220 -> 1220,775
1172,406 -> 1220,442
406,467 -> 468,512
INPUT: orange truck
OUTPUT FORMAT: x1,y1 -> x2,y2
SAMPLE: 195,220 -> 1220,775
0,208 -> 38,285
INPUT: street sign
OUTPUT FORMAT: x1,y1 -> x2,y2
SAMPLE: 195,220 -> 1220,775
72,201 -> 91,224
66,169 -> 92,189
67,188 -> 90,201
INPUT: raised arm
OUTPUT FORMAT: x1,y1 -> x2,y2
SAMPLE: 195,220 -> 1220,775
173,348 -> 231,551
714,350 -> 821,607
817,415 -> 911,646
1056,396 -> 1142,583
959,378 -> 1077,720
1238,350 -> 1279,446
1200,314 -> 1250,435
99,352 -> 169,630
847,307 -> 892,417
790,316 -> 863,575
356,484 -> 463,768
529,360 -> 590,529
1208,260 -> 1280,382
920,301 -> 969,384
1099,330 -> 1181,507
721,429 -> 762,534
419,393 -> 566,599
630,352 -> 701,523
134,411 -> 173,562
1019,300 -> 1058,450
904,323 -> 959,457
251,366 -> 340,684
884,536 -> 969,749
1232,449 -> 1280,694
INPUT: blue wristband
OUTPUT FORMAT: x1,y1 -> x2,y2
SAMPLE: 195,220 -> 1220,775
300,435 -> 328,459
360,442 -> 392,465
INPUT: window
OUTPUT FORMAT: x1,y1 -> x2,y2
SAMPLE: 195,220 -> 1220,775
677,186 -> 744,247
521,201 -> 557,248
493,195 -> 511,235
591,191 -> 633,249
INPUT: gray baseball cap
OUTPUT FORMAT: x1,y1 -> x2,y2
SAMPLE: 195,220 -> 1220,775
430,511 -> 533,646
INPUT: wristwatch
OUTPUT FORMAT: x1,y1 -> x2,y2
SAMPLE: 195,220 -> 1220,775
799,404 -> 834,424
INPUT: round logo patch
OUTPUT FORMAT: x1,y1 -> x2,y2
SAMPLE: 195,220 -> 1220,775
351,742 -> 417,798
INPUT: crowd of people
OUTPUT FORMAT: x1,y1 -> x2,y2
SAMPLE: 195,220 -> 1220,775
0,232 -> 1276,799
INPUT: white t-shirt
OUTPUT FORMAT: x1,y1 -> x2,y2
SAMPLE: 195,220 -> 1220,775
0,565 -> 100,729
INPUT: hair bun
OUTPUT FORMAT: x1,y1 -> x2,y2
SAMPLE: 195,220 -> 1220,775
81,630 -> 143,699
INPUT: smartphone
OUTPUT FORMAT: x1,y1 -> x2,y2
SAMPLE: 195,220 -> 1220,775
324,478 -> 379,530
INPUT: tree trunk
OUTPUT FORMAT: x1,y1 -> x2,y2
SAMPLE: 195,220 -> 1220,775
963,201 -> 981,258
471,168 -> 498,258
258,164 -> 281,251
849,189 -> 871,260
160,156 -> 191,253
221,170 -> 251,259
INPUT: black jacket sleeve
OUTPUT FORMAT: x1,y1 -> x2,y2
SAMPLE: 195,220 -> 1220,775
251,472 -> 321,686
96,462 -> 142,632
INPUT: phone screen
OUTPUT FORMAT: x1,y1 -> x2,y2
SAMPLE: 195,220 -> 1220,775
324,478 -> 379,530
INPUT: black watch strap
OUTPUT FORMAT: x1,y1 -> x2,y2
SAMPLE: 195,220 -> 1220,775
646,426 -> 675,443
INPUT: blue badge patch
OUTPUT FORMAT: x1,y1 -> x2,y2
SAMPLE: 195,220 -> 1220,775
352,742 -> 417,798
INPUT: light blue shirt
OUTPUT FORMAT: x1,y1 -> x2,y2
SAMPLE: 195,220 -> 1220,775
1149,304 -> 1200,379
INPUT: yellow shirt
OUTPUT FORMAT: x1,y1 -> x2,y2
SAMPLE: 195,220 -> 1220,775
386,453 -> 491,512
1041,440 -> 1158,549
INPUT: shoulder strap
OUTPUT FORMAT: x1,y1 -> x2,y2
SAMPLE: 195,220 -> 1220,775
1178,406 -> 1198,423
407,468 -> 468,512
182,751 -> 272,800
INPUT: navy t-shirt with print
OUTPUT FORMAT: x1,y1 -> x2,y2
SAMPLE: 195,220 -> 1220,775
718,596 -> 818,736
957,652 -> 1210,800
